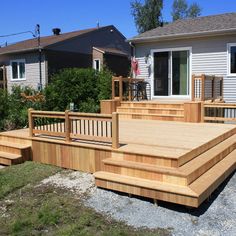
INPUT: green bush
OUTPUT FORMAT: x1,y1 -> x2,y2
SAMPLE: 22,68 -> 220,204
44,68 -> 112,112
0,89 -> 9,130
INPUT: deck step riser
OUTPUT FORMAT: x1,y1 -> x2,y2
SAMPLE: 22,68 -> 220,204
95,178 -> 198,207
0,157 -> 22,165
104,164 -> 187,185
0,135 -> 31,145
0,145 -> 22,155
117,108 -> 184,115
118,113 -> 184,121
187,145 -> 235,184
120,103 -> 184,109
113,153 -> 178,168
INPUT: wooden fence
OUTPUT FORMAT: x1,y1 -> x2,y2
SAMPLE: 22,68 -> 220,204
192,74 -> 223,102
28,109 -> 119,149
204,103 -> 236,124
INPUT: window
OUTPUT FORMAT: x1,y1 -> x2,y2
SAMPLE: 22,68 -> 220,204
10,59 -> 25,80
93,59 -> 100,71
228,43 -> 236,75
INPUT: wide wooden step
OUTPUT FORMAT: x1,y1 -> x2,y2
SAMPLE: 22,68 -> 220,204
0,141 -> 31,153
190,150 -> 236,206
94,171 -> 198,207
0,151 -> 22,165
117,107 -> 184,115
103,158 -> 186,185
118,112 -> 184,121
180,134 -> 236,184
106,135 -> 236,185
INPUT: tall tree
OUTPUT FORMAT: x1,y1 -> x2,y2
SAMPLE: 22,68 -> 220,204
171,0 -> 201,21
131,0 -> 163,34
188,2 -> 201,18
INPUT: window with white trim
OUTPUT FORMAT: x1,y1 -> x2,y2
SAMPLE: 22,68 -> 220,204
228,43 -> 236,75
11,59 -> 26,80
93,59 -> 100,71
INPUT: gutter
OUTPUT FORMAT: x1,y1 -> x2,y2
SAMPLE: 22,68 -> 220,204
128,28 -> 236,43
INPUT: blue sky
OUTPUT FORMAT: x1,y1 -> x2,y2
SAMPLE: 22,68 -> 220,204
0,0 -> 236,45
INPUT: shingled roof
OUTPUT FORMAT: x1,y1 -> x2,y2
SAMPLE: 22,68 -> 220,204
0,26 -> 112,55
129,13 -> 236,43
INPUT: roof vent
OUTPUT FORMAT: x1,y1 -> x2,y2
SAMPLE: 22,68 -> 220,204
52,28 -> 61,35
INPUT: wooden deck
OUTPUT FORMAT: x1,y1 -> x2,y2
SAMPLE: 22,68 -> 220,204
0,119 -> 236,207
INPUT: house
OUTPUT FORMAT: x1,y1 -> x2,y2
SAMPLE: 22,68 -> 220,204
0,25 -> 131,92
128,13 -> 236,103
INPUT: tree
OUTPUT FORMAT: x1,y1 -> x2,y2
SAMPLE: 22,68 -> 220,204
131,0 -> 163,34
188,2 -> 201,18
171,0 -> 201,21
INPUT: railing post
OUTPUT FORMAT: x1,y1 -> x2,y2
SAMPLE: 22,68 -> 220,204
201,102 -> 205,123
28,108 -> 34,137
119,76 -> 123,101
65,110 -> 71,142
201,74 -> 205,101
112,112 -> 119,149
212,75 -> 215,101
191,74 -> 195,101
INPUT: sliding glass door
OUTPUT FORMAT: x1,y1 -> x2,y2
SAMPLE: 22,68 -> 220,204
153,49 -> 190,97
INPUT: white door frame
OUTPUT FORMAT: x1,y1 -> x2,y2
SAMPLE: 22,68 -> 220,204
150,47 -> 192,99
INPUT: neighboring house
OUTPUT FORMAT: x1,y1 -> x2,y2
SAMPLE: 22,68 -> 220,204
0,25 -> 130,92
128,13 -> 236,103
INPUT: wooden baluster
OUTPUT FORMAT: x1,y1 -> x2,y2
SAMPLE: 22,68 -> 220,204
191,74 -> 195,101
112,112 -> 119,149
65,110 -> 71,142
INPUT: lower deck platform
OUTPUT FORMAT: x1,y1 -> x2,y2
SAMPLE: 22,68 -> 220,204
0,120 -> 236,207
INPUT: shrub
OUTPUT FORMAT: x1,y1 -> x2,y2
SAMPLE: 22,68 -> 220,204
0,89 -> 9,130
44,68 -> 112,113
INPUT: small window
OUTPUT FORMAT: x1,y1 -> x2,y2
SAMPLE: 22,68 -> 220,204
10,59 -> 26,80
93,59 -> 100,71
228,44 -> 236,75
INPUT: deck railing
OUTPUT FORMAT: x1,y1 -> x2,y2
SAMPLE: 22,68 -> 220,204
192,74 -> 223,102
112,76 -> 151,101
204,103 -> 236,124
28,109 -> 119,148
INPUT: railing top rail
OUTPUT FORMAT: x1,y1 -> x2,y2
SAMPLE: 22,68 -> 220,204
30,110 -> 65,116
112,76 -> 144,82
29,110 -> 113,119
204,103 -> 236,108
69,112 -> 112,119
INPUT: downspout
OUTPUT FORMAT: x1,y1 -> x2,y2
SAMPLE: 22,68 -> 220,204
129,42 -> 135,78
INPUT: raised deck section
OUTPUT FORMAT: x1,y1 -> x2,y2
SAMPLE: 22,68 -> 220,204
0,119 -> 235,207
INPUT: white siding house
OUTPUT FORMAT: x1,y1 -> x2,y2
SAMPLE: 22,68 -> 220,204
129,13 -> 236,103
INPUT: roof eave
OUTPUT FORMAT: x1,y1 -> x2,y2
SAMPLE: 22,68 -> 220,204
128,28 -> 236,44
0,47 -> 42,56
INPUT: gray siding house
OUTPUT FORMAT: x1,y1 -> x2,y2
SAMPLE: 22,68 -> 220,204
0,25 -> 130,92
128,13 -> 236,103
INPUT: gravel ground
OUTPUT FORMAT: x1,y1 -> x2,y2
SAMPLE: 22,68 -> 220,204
41,170 -> 236,236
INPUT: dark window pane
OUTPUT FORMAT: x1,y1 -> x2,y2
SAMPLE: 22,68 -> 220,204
19,62 -> 25,78
12,62 -> 18,79
231,46 -> 236,74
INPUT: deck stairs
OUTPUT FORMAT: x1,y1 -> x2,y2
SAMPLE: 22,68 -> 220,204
116,101 -> 185,121
94,131 -> 236,207
0,135 -> 31,166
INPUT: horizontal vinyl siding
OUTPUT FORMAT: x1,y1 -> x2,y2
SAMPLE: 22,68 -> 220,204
6,53 -> 46,92
135,34 -> 236,102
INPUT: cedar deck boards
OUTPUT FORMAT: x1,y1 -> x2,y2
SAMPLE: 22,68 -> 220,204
0,119 -> 236,207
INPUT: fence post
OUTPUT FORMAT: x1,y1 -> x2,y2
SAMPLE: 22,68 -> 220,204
65,110 -> 71,142
28,108 -> 34,137
112,112 -> 119,149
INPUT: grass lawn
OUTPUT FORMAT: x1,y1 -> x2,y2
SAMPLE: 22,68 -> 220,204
0,162 -> 169,236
